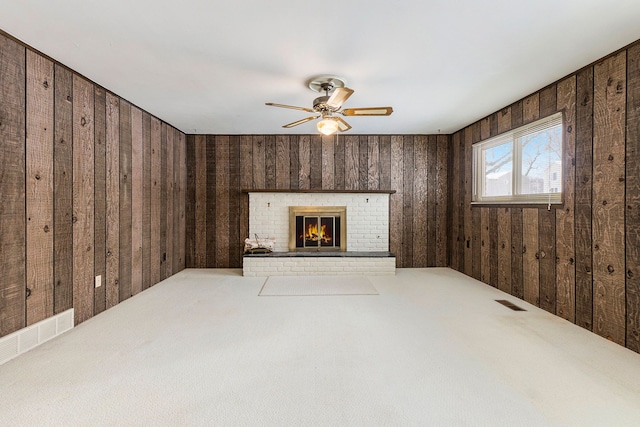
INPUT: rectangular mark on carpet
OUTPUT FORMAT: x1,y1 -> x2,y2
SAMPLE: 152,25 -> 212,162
259,276 -> 379,296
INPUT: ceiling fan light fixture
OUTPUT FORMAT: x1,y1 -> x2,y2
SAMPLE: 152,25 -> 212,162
317,117 -> 340,135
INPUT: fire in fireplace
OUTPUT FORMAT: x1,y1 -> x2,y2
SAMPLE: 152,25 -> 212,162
289,206 -> 347,251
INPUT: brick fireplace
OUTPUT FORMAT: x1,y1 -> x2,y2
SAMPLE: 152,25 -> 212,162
243,190 -> 395,276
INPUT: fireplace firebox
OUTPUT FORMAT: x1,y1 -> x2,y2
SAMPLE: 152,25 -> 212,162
289,206 -> 347,251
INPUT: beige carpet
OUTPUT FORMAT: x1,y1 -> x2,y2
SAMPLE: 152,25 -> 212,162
259,275 -> 379,296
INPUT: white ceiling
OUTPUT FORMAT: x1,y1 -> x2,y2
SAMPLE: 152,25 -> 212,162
3,1 -> 640,135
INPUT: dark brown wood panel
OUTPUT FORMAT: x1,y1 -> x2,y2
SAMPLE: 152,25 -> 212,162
575,67 -> 594,330
142,113 -> 152,289
310,135 -> 322,189
118,100 -> 132,302
592,52 -> 626,345
151,118 -> 163,279
379,136 -> 391,192
555,76 -> 577,322
215,136 -> 230,268
511,208 -> 524,298
72,75 -> 95,324
0,35 -> 26,336
228,135 -> 241,268
160,124 -> 168,279
105,93 -> 120,309
390,136 -> 404,266
427,135 -> 437,267
435,135 -> 448,267
130,107 -> 143,296
402,136 -> 414,267
538,208 -> 556,313
497,208 -> 512,293
626,43 -> 640,352
523,93 -> 540,124
185,135 -> 196,268
54,64 -> 74,314
540,85 -> 558,117
463,129 -> 473,276
449,132 -> 460,271
321,135 -> 334,189
298,136 -> 311,189
26,50 -> 54,325
206,135 -> 216,268
265,135 -> 276,189
93,86 -> 106,314
489,208 -> 498,288
165,127 -> 174,277
412,136 -> 427,267
367,136 -> 380,190
289,135 -> 300,190
523,208 -> 540,306
333,135 -> 345,190
344,135 -> 359,191
358,136 -> 368,190
239,136 -> 252,246
276,135 -> 290,190
480,207 -> 490,284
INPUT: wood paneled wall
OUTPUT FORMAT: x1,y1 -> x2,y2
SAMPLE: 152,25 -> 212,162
0,32 -> 186,338
185,134 -> 450,269
448,41 -> 640,354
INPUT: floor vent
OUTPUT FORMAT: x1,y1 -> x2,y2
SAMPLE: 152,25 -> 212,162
495,300 -> 526,311
0,309 -> 74,366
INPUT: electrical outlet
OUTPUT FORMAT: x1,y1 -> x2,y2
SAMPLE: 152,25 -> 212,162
95,275 -> 102,288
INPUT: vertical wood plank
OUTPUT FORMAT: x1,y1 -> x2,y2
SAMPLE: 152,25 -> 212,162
53,64 -> 74,314
511,208 -> 524,298
160,124 -> 168,277
228,135 -> 241,267
367,136 -> 380,190
240,136 -> 253,245
298,135 -> 311,189
480,117 -> 491,140
413,136 -> 427,267
165,127 -> 174,277
333,135 -> 345,190
118,100 -> 132,301
592,52 -> 626,345
253,135 -> 266,189
105,93 -> 120,309
185,135 -> 196,267
265,135 -> 276,189
403,136 -> 414,267
480,207 -> 490,284
626,44 -> 640,352
151,118 -> 162,279
379,136 -> 391,192
523,208 -> 540,306
72,75 -> 95,324
142,113 -> 152,288
130,107 -> 143,295
489,208 -> 498,288
321,135 -> 335,189
390,136 -> 404,266
359,136 -> 368,190
449,132 -> 460,270
575,67 -> 594,330
206,136 -> 216,268
344,135 -> 359,190
93,86 -> 106,314
426,135 -> 437,267
523,93 -> 540,124
497,208 -> 512,293
310,135 -> 322,189
180,132 -> 187,269
556,76 -> 577,322
435,135 -> 448,267
540,85 -> 558,117
0,36 -> 26,335
26,50 -> 54,325
463,128 -> 473,276
497,107 -> 512,134
215,136 -> 230,267
538,209 -> 556,313
193,135 -> 207,267
289,136 -> 300,190
276,135 -> 290,190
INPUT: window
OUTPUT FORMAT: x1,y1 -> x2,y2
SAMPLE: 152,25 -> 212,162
472,112 -> 563,204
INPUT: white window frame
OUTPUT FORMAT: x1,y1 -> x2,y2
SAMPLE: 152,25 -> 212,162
472,112 -> 563,204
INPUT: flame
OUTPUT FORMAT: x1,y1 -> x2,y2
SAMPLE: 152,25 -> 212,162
304,223 -> 332,243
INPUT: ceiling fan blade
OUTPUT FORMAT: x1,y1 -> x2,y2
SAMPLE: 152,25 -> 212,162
341,107 -> 393,116
266,102 -> 315,113
334,116 -> 352,132
326,87 -> 354,110
282,115 -> 321,128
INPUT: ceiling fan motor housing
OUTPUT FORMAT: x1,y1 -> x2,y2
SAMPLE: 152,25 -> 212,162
313,95 -> 338,113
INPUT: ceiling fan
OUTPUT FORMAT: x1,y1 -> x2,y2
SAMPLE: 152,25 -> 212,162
266,75 -> 393,135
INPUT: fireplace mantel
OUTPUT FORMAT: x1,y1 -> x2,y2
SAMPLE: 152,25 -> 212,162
242,189 -> 396,194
